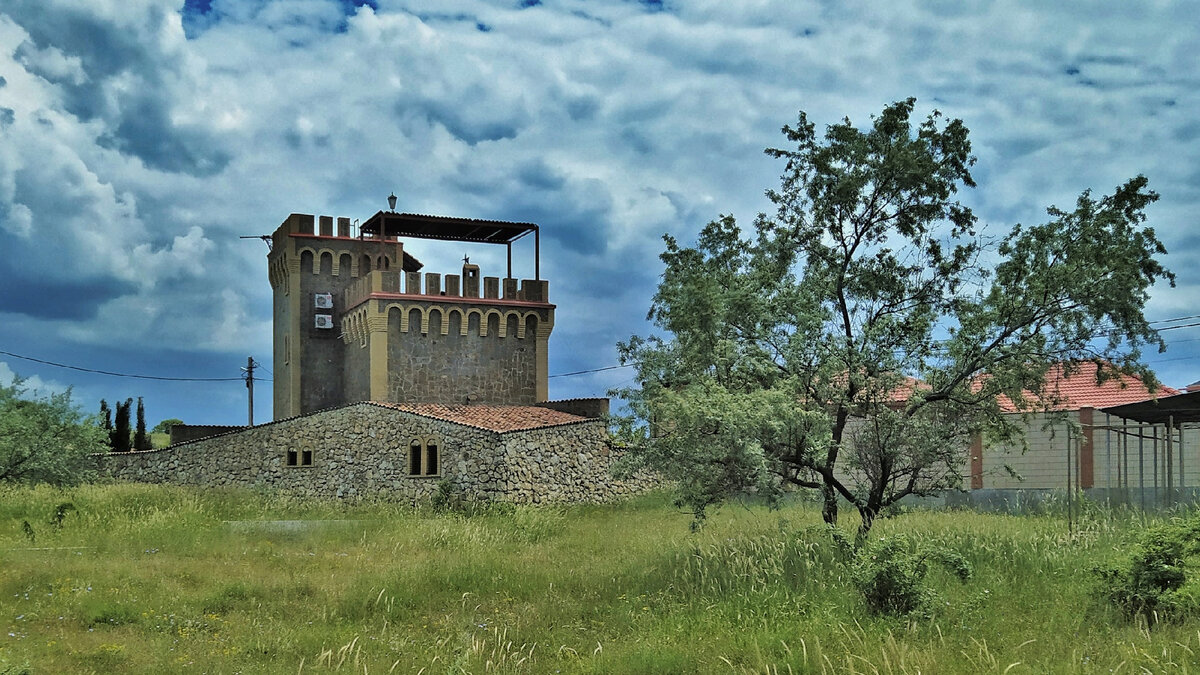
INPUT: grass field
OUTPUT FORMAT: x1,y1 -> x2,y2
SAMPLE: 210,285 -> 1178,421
1,483 -> 1198,674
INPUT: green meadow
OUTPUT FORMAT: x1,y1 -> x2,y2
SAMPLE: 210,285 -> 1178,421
0,483 -> 1197,674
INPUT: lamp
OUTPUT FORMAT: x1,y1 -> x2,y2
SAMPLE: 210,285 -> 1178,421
387,192 -> 397,211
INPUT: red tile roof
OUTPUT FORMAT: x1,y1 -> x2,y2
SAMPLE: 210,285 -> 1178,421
369,402 -> 590,433
996,361 -> 1178,412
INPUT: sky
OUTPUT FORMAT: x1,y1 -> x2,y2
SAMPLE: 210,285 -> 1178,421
0,0 -> 1198,427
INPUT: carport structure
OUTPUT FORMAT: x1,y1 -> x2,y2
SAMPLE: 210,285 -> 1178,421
1065,391 -> 1200,512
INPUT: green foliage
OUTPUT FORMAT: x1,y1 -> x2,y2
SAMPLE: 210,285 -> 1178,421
134,397 -> 151,452
0,378 -> 106,485
52,501 -> 76,528
616,97 -> 1172,538
151,418 -> 183,434
1096,514 -> 1200,622
851,534 -> 972,616
430,477 -> 462,513
98,399 -> 113,450
112,398 -> 132,453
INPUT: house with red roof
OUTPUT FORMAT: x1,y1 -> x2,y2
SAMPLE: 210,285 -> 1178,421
965,361 -> 1199,501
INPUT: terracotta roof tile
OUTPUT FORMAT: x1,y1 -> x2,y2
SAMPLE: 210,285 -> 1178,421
369,402 -> 590,433
997,362 -> 1178,412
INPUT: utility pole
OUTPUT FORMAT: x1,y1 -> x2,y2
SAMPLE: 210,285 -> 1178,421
243,356 -> 255,426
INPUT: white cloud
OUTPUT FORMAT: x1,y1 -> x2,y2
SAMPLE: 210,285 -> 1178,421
1,0 -> 1199,422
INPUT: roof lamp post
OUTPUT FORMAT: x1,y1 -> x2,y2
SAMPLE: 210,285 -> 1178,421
387,192 -> 397,211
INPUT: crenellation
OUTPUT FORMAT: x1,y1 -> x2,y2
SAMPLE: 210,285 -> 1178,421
425,272 -> 441,295
521,279 -> 548,303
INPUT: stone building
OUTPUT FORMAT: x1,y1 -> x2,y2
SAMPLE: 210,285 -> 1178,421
99,207 -> 650,504
268,210 -> 554,418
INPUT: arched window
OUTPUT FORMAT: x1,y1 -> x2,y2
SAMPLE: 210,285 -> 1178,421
408,440 -> 423,476
406,438 -> 442,477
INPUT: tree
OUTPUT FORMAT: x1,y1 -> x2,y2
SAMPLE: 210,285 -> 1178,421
152,418 -> 183,434
134,396 -> 151,452
112,398 -> 132,453
615,98 -> 1172,538
0,378 -> 107,485
98,399 -> 113,450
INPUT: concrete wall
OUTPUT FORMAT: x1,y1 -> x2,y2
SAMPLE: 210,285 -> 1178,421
980,412 -> 1072,489
973,411 -> 1200,492
95,403 -> 655,504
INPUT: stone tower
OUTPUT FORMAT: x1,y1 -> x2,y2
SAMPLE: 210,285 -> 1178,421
268,210 -> 554,420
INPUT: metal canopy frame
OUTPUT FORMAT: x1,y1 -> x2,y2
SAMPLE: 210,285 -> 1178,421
1100,390 -> 1200,426
359,211 -> 540,279
1056,391 -> 1200,520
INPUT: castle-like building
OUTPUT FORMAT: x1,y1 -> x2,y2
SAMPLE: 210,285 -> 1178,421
267,211 -> 554,417
99,206 -> 653,504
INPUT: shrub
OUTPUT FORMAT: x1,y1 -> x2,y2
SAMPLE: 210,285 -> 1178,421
0,378 -> 107,484
852,534 -> 972,616
1096,514 -> 1200,622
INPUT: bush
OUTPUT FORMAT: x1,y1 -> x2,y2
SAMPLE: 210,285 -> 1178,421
852,534 -> 972,616
1096,514 -> 1200,622
0,378 -> 107,485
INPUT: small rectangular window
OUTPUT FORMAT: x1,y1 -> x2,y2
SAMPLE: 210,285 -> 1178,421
286,450 -> 298,466
425,444 -> 439,476
301,450 -> 313,466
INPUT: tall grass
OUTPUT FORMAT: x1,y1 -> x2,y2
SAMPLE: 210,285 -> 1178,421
0,483 -> 1197,673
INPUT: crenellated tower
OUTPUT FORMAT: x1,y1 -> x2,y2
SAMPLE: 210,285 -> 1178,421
268,209 -> 554,420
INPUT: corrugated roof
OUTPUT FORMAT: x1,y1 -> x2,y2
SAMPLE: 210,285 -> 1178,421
997,361 -> 1177,412
369,402 -> 590,433
359,211 -> 537,244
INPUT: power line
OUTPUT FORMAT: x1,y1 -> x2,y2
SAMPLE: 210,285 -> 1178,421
0,349 -> 244,382
546,316 -> 1200,380
549,362 -> 633,379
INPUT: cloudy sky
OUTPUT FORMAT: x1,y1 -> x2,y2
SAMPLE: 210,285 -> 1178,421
0,0 -> 1197,426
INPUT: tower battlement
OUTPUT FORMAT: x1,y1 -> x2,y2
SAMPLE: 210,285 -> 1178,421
270,209 -> 553,418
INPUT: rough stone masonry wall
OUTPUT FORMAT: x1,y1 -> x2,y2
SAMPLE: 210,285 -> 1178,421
95,403 -> 654,504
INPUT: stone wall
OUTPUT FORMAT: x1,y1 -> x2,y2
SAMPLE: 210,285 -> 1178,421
385,305 -> 546,406
95,403 -> 655,504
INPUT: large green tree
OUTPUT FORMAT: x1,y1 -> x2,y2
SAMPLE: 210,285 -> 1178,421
616,98 -> 1172,537
0,378 -> 107,485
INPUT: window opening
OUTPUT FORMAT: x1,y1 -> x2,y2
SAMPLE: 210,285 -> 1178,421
301,449 -> 313,466
409,441 -> 422,476
425,443 -> 439,476
286,450 -> 298,466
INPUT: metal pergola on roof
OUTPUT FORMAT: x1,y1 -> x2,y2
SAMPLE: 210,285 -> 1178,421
359,211 -> 540,280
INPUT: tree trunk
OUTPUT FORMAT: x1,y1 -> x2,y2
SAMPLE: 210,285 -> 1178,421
856,505 -> 878,547
821,482 -> 838,524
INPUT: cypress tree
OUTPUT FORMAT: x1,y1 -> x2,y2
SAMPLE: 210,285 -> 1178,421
134,397 -> 151,451
99,399 -> 113,450
113,398 -> 132,453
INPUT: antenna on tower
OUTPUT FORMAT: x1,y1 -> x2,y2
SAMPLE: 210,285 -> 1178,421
239,235 -> 273,251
